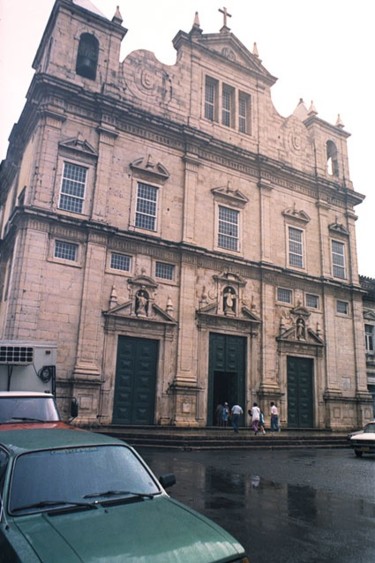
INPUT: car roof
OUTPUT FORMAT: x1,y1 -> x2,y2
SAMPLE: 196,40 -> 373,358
0,427 -> 125,455
0,391 -> 54,397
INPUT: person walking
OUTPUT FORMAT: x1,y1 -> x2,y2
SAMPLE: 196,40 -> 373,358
249,402 -> 261,434
215,403 -> 223,426
259,409 -> 266,434
221,402 -> 230,427
231,403 -> 243,433
270,401 -> 280,432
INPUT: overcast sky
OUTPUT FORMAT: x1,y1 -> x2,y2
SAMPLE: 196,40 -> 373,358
0,0 -> 373,277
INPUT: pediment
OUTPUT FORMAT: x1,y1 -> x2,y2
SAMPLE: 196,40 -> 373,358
291,305 -> 311,318
213,271 -> 247,287
278,326 -> 324,346
196,33 -> 276,85
103,300 -> 176,323
242,307 -> 261,323
174,29 -> 276,86
364,310 -> 375,321
130,156 -> 169,181
329,222 -> 349,235
128,275 -> 158,290
283,206 -> 310,224
59,137 -> 98,158
211,185 -> 249,207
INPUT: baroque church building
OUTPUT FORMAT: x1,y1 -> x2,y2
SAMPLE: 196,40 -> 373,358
0,0 -> 373,429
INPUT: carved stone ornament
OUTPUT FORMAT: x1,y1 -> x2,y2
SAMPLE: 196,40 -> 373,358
58,136 -> 98,159
282,205 -> 310,224
130,155 -> 170,182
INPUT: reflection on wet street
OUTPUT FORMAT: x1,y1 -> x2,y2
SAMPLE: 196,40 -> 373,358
139,448 -> 375,563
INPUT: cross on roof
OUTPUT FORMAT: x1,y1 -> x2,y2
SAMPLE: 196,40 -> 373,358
219,7 -> 232,28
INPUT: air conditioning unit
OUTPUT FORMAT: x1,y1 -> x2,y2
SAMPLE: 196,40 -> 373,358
0,341 -> 57,392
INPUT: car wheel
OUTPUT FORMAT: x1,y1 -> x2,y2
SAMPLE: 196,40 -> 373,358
354,450 -> 363,458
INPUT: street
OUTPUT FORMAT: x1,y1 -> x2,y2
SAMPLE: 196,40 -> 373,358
139,447 -> 375,563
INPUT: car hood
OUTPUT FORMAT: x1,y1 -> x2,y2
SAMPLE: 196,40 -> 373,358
14,496 -> 244,562
350,432 -> 375,441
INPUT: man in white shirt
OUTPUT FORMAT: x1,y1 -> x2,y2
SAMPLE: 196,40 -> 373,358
270,401 -> 280,432
231,403 -> 243,433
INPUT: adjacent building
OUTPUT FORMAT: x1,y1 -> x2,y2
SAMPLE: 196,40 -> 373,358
0,0 -> 373,429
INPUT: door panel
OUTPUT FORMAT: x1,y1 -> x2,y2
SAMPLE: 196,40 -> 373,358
113,336 -> 158,425
287,357 -> 313,428
208,333 -> 246,425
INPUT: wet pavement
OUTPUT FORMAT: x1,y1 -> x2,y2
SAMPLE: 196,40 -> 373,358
138,447 -> 375,563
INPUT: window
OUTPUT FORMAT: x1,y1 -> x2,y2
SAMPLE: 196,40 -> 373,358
111,253 -> 131,272
288,227 -> 304,268
336,300 -> 349,315
135,182 -> 158,231
54,240 -> 78,262
222,84 -> 235,127
277,287 -> 292,304
76,33 -> 99,80
59,162 -> 87,214
204,75 -> 251,134
155,262 -> 174,280
238,92 -> 251,134
326,140 -> 339,177
205,77 -> 218,121
218,206 -> 239,251
331,240 -> 346,279
306,294 -> 319,309
365,325 -> 374,352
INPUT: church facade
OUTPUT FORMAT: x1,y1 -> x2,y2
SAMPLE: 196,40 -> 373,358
0,0 -> 373,429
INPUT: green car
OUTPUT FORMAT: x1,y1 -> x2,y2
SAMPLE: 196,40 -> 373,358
0,427 -> 248,562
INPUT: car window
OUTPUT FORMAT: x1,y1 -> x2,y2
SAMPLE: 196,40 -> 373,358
0,397 -> 60,422
364,423 -> 375,433
9,445 -> 160,514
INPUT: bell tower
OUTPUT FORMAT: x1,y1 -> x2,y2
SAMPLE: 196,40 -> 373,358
32,0 -> 127,93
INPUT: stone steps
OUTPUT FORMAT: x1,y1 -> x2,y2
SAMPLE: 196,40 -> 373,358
89,425 -> 350,450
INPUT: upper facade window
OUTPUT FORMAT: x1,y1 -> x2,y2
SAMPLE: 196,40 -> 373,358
155,261 -> 175,281
218,205 -> 239,251
277,287 -> 292,304
288,226 -> 304,269
331,240 -> 346,279
135,182 -> 158,231
76,33 -> 99,80
204,75 -> 251,134
110,253 -> 131,272
365,324 -> 374,352
54,240 -> 78,262
59,162 -> 87,214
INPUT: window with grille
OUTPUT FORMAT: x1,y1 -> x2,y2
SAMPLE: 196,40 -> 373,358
332,240 -> 346,279
135,182 -> 158,231
222,84 -> 234,127
336,300 -> 349,315
288,227 -> 304,268
54,240 -> 78,261
238,91 -> 250,133
365,324 -> 374,352
218,206 -> 239,251
277,287 -> 292,304
155,261 -> 174,280
59,162 -> 87,214
111,253 -> 131,272
205,77 -> 218,121
306,294 -> 319,309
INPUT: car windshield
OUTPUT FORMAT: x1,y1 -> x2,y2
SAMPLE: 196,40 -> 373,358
0,397 -> 60,423
9,445 -> 160,514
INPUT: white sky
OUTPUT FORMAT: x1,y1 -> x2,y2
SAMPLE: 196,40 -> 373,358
0,0 -> 373,277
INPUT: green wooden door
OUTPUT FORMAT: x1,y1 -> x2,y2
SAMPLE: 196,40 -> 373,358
208,333 -> 246,425
113,336 -> 158,425
287,356 -> 314,428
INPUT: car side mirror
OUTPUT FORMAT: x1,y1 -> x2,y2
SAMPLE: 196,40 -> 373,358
70,398 -> 79,419
159,473 -> 176,489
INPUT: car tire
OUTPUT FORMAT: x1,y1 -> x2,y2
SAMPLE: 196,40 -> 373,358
354,449 -> 363,457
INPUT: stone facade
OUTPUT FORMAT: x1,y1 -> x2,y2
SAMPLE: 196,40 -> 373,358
0,0 -> 373,429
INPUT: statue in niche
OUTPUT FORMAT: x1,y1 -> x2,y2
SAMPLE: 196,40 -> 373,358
223,286 -> 236,316
136,289 -> 149,317
296,317 -> 306,340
